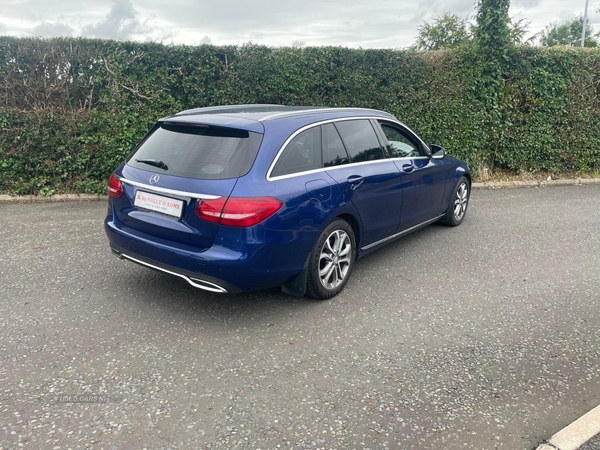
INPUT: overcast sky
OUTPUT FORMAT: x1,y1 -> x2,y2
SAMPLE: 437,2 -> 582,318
1,0 -> 599,48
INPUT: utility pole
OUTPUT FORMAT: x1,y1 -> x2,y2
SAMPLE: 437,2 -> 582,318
582,0 -> 590,47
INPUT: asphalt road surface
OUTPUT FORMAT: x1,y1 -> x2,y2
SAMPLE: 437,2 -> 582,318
1,185 -> 599,450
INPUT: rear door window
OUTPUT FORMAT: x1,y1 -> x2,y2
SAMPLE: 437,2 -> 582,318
334,120 -> 385,163
271,127 -> 322,177
322,123 -> 350,167
127,123 -> 262,180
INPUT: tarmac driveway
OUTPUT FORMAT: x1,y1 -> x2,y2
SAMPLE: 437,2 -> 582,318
1,185 -> 599,449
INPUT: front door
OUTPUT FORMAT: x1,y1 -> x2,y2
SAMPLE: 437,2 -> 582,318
376,120 -> 448,231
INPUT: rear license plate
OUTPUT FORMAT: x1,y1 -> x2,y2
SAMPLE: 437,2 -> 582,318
134,191 -> 184,218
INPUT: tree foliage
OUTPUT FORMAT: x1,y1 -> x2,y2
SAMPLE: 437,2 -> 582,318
413,12 -> 471,51
539,16 -> 599,47
473,0 -> 511,61
472,0 -> 512,170
509,18 -> 532,45
413,11 -> 530,51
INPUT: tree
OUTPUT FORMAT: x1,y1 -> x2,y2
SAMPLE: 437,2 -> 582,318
413,11 -> 530,51
413,12 -> 471,50
472,0 -> 512,172
473,0 -> 511,57
539,16 -> 598,47
509,18 -> 532,45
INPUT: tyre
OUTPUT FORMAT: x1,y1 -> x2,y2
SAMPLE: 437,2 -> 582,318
441,176 -> 470,227
306,219 -> 356,300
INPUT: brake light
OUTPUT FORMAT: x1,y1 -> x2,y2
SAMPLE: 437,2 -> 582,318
196,197 -> 282,227
107,173 -> 124,198
197,198 -> 227,223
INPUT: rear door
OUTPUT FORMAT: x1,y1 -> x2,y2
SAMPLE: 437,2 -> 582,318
322,120 -> 403,247
112,122 -> 262,250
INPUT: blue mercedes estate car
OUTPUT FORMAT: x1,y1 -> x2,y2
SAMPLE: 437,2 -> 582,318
104,105 -> 470,299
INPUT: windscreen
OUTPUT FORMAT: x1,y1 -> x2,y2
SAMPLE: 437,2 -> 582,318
127,123 -> 262,180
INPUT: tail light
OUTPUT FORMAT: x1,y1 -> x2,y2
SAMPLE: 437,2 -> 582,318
107,173 -> 124,198
196,197 -> 282,227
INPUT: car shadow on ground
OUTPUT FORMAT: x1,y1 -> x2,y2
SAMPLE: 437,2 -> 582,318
101,220 -> 464,330
106,262 -> 329,329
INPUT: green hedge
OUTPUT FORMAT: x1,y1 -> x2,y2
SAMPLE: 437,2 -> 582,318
0,37 -> 599,195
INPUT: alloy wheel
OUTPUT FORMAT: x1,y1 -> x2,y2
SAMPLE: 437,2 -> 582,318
318,229 -> 352,290
453,182 -> 468,221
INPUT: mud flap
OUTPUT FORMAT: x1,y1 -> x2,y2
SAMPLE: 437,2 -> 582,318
281,255 -> 310,297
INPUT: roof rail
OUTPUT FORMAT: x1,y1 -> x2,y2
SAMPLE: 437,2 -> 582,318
259,107 -> 390,121
175,104 -> 286,116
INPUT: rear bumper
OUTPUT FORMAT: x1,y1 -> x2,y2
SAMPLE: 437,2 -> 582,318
104,215 -> 317,293
109,244 -> 240,293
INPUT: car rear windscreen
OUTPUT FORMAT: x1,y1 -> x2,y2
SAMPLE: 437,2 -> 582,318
126,123 -> 263,180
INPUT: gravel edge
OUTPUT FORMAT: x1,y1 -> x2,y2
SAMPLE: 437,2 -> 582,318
1,178 -> 599,204
473,178 -> 600,190
0,193 -> 108,204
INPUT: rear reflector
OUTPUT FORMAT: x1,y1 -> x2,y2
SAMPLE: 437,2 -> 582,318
107,173 -> 124,198
196,197 -> 282,227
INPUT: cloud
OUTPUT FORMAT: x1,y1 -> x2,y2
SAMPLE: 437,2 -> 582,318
513,0 -> 542,8
30,21 -> 75,37
292,40 -> 306,47
146,0 -> 427,47
409,0 -> 474,25
0,0 -> 596,48
82,0 -> 144,40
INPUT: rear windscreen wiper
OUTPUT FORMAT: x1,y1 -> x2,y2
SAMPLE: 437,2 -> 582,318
135,159 -> 168,170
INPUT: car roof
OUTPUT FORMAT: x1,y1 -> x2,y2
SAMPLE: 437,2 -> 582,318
159,104 -> 398,133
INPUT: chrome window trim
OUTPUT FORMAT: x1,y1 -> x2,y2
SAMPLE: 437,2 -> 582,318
267,116 -> 393,182
117,176 -> 221,200
325,158 -> 399,171
390,156 -> 430,162
269,167 -> 326,181
268,156 -> 432,182
361,215 -> 445,251
268,157 -> 408,182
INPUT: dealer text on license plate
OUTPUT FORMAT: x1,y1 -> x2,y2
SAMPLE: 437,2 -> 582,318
134,191 -> 184,218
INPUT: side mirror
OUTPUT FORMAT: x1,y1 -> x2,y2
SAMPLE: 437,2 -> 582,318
430,144 -> 446,159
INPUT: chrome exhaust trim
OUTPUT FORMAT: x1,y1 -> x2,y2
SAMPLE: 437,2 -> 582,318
119,253 -> 228,293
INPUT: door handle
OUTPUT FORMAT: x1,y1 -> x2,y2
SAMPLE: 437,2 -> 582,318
347,175 -> 364,190
402,163 -> 414,173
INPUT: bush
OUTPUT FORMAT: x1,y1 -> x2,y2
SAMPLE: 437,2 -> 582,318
0,37 -> 599,195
